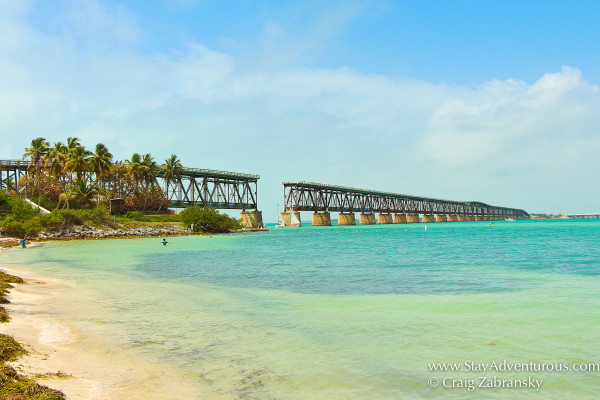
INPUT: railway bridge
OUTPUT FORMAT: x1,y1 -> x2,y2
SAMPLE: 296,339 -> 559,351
0,159 -> 263,228
282,181 -> 529,226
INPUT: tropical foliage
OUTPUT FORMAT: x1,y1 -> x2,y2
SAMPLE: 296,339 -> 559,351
11,138 -> 185,212
180,206 -> 241,233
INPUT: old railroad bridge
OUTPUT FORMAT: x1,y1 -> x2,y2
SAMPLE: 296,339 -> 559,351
280,181 -> 530,226
0,159 -> 263,228
2,159 -> 530,228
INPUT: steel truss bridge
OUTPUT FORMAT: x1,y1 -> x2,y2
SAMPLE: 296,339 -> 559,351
283,181 -> 529,219
1,159 -> 259,210
158,167 -> 259,210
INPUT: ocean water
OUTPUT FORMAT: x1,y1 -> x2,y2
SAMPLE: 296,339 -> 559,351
2,219 -> 600,399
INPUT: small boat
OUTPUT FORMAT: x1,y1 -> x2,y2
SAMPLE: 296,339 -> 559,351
505,218 -> 516,221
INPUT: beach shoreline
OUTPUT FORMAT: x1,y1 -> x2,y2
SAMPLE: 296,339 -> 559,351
0,248 -> 222,400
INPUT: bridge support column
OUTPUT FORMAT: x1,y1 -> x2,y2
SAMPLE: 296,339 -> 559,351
280,212 -> 291,225
475,216 -> 484,221
393,213 -> 407,223
312,212 -> 331,226
467,216 -> 475,221
458,215 -> 468,221
436,215 -> 447,223
378,213 -> 393,224
406,214 -> 420,223
447,215 -> 458,222
240,211 -> 264,228
338,213 -> 356,225
359,213 -> 376,225
422,214 -> 434,223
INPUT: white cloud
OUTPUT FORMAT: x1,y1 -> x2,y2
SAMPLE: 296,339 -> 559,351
0,2 -> 598,215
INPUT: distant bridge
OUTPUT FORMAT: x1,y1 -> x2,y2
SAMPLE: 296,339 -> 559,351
565,213 -> 600,219
0,159 -> 263,226
281,181 -> 529,226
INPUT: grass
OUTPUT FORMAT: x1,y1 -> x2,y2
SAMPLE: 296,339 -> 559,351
30,371 -> 72,380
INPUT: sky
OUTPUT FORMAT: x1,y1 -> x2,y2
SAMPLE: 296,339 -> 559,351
1,0 -> 599,220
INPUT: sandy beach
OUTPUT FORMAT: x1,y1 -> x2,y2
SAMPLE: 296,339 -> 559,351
0,249 -> 224,400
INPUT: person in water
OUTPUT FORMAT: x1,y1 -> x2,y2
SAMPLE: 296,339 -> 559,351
161,238 -> 169,246
20,236 -> 26,248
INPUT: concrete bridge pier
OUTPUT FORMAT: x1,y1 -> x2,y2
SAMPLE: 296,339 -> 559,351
378,213 -> 393,224
393,213 -> 407,223
458,215 -> 468,222
475,216 -> 484,221
338,213 -> 356,225
312,212 -> 332,226
407,214 -> 420,223
241,211 -> 264,228
422,214 -> 435,223
436,215 -> 447,223
447,215 -> 458,222
280,212 -> 291,225
359,213 -> 376,225
467,216 -> 475,221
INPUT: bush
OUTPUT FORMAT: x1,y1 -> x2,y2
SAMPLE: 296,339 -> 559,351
180,206 -> 241,233
38,207 -> 111,230
125,211 -> 150,221
7,197 -> 37,221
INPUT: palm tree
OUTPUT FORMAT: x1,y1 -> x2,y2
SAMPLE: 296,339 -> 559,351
66,137 -> 81,152
126,153 -> 146,197
141,153 -> 159,211
65,146 -> 92,184
161,154 -> 183,210
90,143 -> 113,186
45,142 -> 68,209
72,180 -> 98,208
23,137 -> 49,210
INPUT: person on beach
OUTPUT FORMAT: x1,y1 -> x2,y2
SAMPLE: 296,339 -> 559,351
20,236 -> 26,248
161,238 -> 169,246
0,226 -> 5,237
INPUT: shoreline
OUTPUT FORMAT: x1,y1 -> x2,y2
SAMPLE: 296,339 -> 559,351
0,246 -> 225,400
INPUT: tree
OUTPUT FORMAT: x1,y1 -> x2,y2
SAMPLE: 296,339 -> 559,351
44,142 -> 68,209
23,137 -> 49,210
141,153 -> 159,211
65,146 -> 92,184
90,143 -> 113,186
72,180 -> 98,208
161,154 -> 183,210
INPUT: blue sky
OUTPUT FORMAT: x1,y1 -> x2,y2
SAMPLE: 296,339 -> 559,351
1,0 -> 599,219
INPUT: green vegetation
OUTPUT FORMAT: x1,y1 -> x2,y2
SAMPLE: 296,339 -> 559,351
0,192 -> 114,237
180,206 -> 241,233
11,136 -> 185,212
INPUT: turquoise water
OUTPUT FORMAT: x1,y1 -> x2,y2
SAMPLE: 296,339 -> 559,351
2,220 -> 600,399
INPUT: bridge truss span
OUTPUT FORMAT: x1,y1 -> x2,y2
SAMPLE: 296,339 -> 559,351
283,181 -> 529,219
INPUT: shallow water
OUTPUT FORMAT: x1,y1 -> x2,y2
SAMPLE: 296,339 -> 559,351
2,219 -> 600,399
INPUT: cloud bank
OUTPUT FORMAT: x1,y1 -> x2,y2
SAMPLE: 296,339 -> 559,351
0,1 -> 599,216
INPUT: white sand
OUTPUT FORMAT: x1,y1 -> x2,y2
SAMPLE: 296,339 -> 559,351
0,263 -> 229,400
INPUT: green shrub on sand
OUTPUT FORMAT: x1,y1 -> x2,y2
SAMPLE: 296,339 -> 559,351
180,206 -> 241,233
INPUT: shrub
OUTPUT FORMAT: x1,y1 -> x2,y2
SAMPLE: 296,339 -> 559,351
180,206 -> 241,233
7,197 -> 37,221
